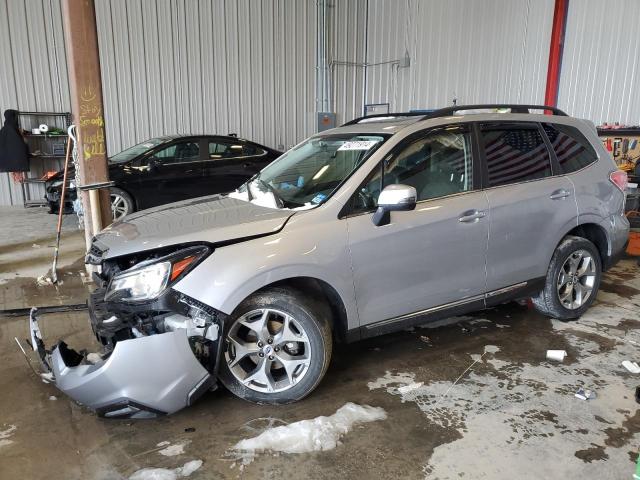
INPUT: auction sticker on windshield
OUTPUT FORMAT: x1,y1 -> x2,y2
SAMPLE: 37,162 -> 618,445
338,140 -> 380,151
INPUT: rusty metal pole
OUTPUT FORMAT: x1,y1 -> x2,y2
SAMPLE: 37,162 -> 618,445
61,0 -> 112,250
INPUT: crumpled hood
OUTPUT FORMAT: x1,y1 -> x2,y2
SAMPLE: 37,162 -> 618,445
93,195 -> 295,259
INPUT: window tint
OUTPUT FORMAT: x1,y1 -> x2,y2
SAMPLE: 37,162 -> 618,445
353,127 -> 473,212
542,123 -> 598,173
150,141 -> 200,164
208,140 -> 261,159
481,125 -> 552,187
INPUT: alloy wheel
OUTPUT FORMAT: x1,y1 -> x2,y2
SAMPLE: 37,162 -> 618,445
556,249 -> 596,310
110,193 -> 129,220
225,308 -> 312,393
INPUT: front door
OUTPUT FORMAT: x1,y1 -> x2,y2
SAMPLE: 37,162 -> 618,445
134,139 -> 203,209
346,125 -> 489,327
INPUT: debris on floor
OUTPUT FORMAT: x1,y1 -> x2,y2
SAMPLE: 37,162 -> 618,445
35,275 -> 53,287
40,372 -> 54,383
622,360 -> 640,373
233,402 -> 386,455
574,387 -> 597,401
547,349 -> 567,362
48,395 -> 57,401
0,424 -> 17,448
419,335 -> 432,346
128,459 -> 202,480
86,352 -> 102,364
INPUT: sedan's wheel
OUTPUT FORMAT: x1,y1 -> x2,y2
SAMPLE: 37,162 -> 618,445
532,236 -> 602,320
109,187 -> 134,221
219,288 -> 332,404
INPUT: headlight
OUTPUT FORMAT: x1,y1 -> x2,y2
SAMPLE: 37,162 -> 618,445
104,246 -> 210,302
105,262 -> 171,302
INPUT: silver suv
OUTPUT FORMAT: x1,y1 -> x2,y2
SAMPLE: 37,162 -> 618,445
29,105 -> 630,418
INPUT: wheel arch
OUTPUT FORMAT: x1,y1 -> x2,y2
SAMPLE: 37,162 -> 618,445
237,276 -> 352,343
561,222 -> 610,269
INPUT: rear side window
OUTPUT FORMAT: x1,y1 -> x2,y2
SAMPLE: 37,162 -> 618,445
208,140 -> 260,159
542,123 -> 598,173
480,124 -> 552,187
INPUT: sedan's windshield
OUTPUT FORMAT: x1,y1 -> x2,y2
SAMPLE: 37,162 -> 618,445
110,137 -> 172,164
242,133 -> 389,208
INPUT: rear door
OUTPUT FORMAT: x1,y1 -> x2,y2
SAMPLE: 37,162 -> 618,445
346,124 -> 489,327
201,138 -> 268,195
479,122 -> 577,293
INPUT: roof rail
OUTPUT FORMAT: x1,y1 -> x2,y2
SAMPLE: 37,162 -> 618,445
341,112 -> 428,126
342,104 -> 568,126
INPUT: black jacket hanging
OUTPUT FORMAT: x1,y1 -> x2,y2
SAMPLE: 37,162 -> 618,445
0,109 -> 30,173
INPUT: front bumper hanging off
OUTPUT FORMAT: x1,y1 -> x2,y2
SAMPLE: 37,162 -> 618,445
28,304 -> 216,419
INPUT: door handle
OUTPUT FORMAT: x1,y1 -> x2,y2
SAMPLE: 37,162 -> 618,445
550,189 -> 571,200
458,210 -> 486,223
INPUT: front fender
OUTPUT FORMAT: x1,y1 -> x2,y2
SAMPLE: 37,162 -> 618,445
173,212 -> 359,330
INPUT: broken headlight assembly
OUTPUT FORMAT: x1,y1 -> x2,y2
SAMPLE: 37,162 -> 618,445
105,246 -> 210,303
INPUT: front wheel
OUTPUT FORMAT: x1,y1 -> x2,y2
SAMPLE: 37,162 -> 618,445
218,288 -> 333,404
532,236 -> 602,320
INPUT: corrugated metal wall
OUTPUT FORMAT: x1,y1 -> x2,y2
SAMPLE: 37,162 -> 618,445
1,0 -> 639,206
361,0 -> 555,113
558,0 -> 640,124
95,0 -> 316,156
0,0 -> 70,206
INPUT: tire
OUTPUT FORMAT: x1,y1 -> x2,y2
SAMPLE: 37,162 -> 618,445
218,287 -> 333,404
532,235 -> 602,320
109,187 -> 134,221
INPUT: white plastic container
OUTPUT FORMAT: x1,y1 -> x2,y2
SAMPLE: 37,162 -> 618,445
546,350 -> 567,362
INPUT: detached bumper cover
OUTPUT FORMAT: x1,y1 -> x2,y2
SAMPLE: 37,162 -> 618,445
30,310 -> 213,418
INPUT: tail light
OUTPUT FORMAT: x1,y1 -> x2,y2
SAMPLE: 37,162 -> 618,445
610,170 -> 628,192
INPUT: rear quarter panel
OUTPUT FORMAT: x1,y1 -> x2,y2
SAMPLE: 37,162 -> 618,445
566,120 -> 627,256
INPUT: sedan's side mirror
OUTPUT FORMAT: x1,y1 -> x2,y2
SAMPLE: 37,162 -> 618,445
372,184 -> 417,226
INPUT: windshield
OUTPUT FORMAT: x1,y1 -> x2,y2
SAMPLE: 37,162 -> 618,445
241,133 -> 389,208
110,137 -> 171,164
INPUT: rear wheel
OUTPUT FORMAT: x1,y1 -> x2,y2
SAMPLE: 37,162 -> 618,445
532,236 -> 602,320
110,187 -> 134,221
219,288 -> 332,404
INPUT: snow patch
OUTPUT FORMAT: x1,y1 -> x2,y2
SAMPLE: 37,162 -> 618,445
158,442 -> 188,457
233,402 -> 386,455
129,460 -> 202,480
0,424 -> 17,448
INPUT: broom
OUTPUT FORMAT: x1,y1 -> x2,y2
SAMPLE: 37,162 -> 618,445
50,126 -> 74,284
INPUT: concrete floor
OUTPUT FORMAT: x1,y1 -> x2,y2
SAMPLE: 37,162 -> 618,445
0,208 -> 639,479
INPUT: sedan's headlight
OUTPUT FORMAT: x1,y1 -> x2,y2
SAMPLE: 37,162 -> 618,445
104,246 -> 210,302
105,262 -> 171,302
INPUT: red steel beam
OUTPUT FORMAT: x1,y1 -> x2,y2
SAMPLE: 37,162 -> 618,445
544,0 -> 570,107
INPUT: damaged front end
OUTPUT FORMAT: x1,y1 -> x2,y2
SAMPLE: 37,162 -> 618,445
29,244 -> 226,418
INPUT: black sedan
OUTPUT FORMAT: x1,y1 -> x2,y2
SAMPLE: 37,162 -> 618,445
45,135 -> 282,219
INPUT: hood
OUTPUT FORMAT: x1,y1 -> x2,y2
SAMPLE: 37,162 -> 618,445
93,195 -> 295,259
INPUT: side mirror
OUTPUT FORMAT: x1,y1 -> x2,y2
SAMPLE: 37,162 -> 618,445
372,184 -> 417,226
